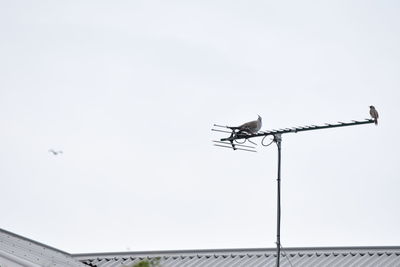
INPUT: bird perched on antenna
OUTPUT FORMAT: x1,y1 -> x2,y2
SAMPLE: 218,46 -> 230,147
369,106 -> 379,125
48,149 -> 63,155
229,115 -> 262,134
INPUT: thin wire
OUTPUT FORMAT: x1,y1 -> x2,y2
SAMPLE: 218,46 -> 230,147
247,139 -> 257,146
261,135 -> 274,146
280,243 -> 294,267
213,140 -> 255,149
234,138 -> 247,144
211,129 -> 232,134
213,144 -> 256,152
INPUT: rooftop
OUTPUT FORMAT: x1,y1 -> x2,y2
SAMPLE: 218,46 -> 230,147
1,228 -> 400,267
75,246 -> 400,267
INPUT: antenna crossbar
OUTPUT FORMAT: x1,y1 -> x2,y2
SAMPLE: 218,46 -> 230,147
221,119 -> 374,142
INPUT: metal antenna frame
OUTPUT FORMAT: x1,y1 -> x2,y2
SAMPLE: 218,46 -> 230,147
212,118 -> 376,267
273,133 -> 282,267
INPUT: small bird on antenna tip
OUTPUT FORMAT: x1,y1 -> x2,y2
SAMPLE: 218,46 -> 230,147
48,149 -> 63,155
369,106 -> 379,125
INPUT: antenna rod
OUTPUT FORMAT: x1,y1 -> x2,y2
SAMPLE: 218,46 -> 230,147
275,134 -> 282,267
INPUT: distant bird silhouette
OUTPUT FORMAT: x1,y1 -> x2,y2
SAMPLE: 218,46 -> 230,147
230,115 -> 262,134
48,149 -> 63,155
369,106 -> 379,125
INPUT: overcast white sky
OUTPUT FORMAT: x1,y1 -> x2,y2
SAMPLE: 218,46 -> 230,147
1,0 -> 399,254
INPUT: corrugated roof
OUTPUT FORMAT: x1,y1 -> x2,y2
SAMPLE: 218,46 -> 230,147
0,228 -> 88,267
74,247 -> 400,267
1,227 -> 399,267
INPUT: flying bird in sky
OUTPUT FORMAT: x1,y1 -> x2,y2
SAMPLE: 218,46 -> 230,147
369,106 -> 379,125
48,149 -> 63,155
236,115 -> 262,134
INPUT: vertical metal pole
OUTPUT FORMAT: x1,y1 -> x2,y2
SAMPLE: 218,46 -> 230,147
274,134 -> 282,267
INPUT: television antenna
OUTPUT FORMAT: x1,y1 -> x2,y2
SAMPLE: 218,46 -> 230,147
212,114 -> 377,267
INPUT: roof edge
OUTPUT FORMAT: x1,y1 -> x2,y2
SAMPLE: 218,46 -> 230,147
72,246 -> 400,259
0,227 -> 71,256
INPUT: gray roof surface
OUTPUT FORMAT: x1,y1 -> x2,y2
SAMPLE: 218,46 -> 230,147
1,227 -> 399,267
74,246 -> 400,267
0,228 -> 88,267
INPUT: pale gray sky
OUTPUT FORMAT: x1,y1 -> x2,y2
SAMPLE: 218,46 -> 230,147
0,0 -> 399,253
